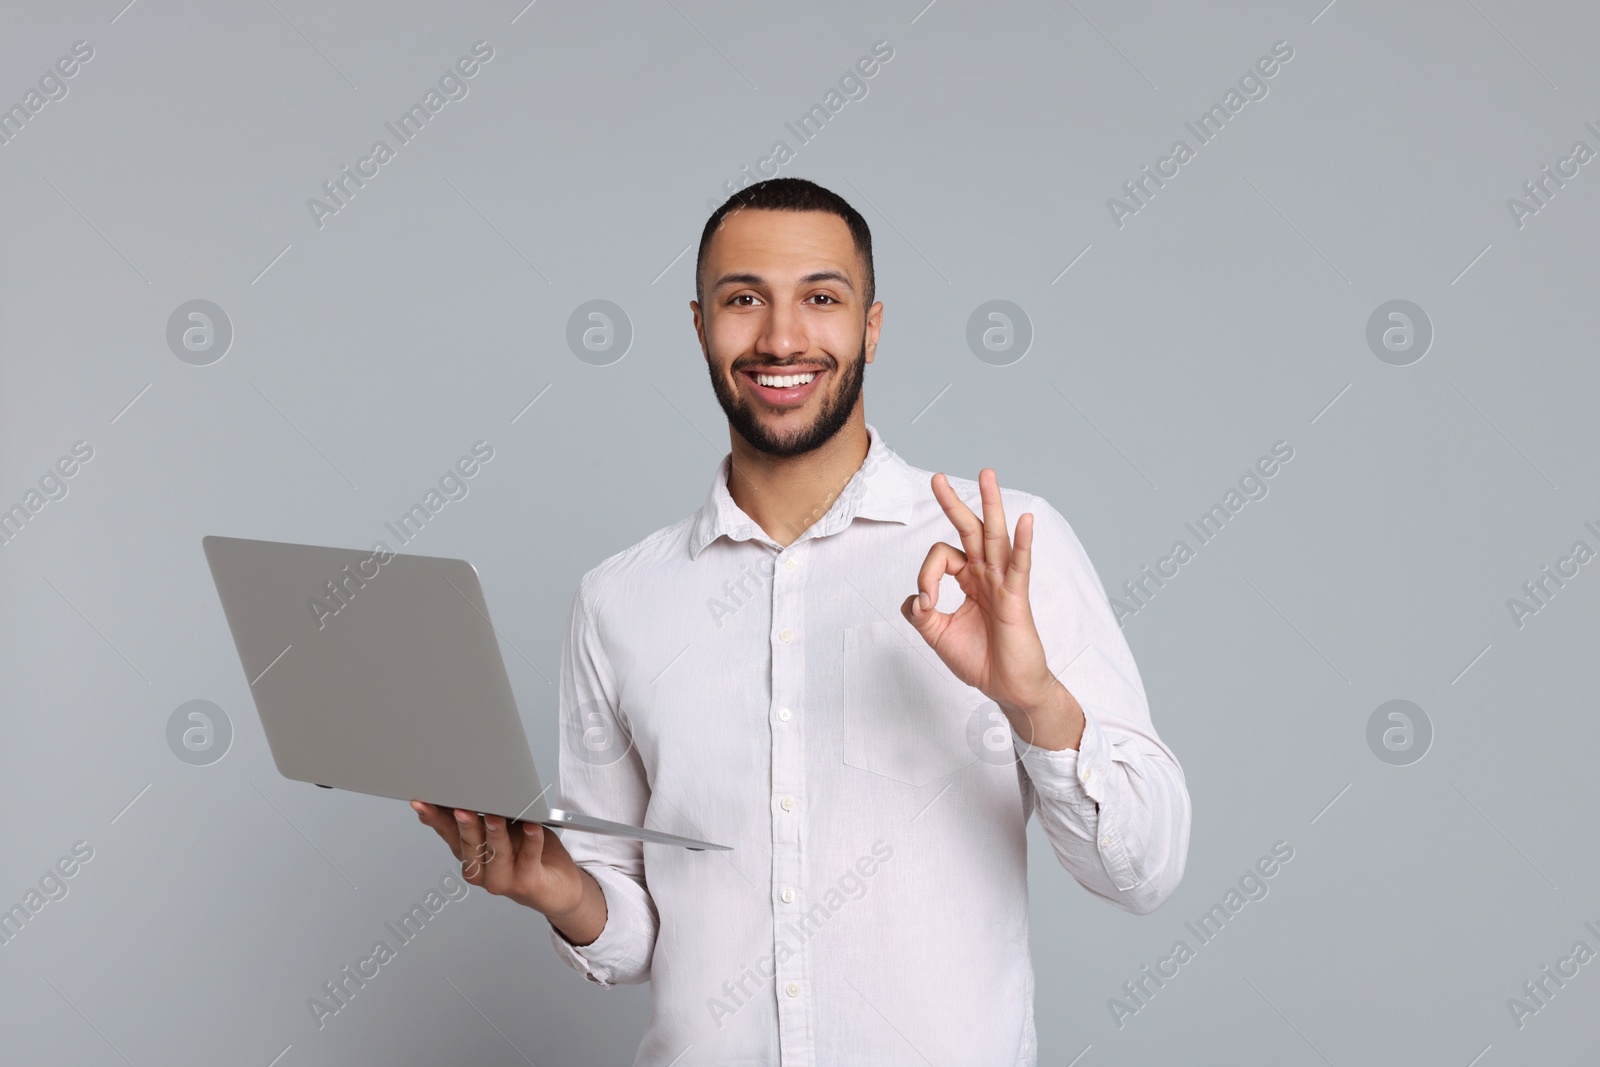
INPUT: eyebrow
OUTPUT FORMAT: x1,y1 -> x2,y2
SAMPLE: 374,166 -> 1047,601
711,269 -> 856,295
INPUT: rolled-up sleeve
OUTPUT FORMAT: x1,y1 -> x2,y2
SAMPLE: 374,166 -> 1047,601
1011,495 -> 1191,916
547,863 -> 657,987
546,578 -> 658,986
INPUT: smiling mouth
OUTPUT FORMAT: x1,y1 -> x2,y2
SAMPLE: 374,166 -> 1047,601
740,366 -> 827,406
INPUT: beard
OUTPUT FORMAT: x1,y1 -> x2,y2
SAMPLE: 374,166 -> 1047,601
708,336 -> 867,458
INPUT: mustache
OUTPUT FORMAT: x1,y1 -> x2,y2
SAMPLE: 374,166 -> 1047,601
732,357 -> 834,372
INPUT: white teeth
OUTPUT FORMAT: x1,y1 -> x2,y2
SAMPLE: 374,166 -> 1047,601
754,372 -> 817,388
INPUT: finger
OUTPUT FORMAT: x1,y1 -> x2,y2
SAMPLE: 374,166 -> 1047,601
455,809 -> 490,879
518,819 -> 573,887
412,800 -> 463,859
515,821 -> 548,882
1004,512 -> 1035,597
479,815 -> 515,893
978,469 -> 1010,575
916,542 -> 967,612
902,542 -> 966,641
930,472 -> 986,564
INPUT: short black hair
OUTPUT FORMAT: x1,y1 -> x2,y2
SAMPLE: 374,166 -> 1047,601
695,177 -> 875,310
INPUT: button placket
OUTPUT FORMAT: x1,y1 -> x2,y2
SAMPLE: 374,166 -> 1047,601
768,541 -> 811,1054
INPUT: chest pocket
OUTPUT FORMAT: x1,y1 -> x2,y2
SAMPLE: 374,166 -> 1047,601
842,619 -> 983,786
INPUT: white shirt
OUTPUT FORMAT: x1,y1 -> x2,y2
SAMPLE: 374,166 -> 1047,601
548,423 -> 1190,1066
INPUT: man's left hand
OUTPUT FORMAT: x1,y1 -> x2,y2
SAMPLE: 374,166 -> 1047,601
900,469 -> 1085,751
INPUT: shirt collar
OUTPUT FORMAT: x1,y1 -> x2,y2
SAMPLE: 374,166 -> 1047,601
687,423 -> 914,559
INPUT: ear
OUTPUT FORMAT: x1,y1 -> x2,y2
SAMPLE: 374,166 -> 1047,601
864,300 -> 884,365
690,300 -> 708,359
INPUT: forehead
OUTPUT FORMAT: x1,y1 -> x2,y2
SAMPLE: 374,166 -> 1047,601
704,209 -> 861,283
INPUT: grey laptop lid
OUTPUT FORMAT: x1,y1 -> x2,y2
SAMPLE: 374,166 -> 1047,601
202,535 -> 553,823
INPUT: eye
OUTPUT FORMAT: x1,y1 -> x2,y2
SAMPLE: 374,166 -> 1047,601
729,293 -> 759,306
808,293 -> 837,305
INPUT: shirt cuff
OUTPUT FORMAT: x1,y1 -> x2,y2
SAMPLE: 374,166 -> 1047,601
1012,703 -> 1113,809
1013,707 -> 1146,891
545,864 -> 654,988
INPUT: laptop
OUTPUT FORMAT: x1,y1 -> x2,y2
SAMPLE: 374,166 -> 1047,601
201,535 -> 730,851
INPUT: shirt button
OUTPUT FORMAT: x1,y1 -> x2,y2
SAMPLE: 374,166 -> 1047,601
778,628 -> 793,643
785,982 -> 800,997
781,796 -> 796,812
1100,834 -> 1113,847
781,887 -> 795,903
777,707 -> 792,722
785,558 -> 798,571
1082,767 -> 1093,782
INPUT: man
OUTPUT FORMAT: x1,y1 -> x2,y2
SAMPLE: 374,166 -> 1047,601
414,177 -> 1190,1064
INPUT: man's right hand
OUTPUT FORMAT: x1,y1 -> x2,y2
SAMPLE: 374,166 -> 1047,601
411,800 -> 608,946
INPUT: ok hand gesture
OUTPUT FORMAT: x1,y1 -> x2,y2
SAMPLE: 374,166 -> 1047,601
900,469 -> 1084,750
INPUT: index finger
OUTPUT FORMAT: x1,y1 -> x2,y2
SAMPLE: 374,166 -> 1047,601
978,468 -> 1010,574
931,472 -> 986,564
411,799 -> 463,859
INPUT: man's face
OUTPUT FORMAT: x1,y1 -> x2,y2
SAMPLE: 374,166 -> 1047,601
692,209 -> 881,457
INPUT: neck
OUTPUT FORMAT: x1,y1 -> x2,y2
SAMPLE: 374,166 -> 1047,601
725,415 -> 870,548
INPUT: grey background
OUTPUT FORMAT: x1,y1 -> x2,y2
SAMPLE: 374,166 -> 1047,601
3,0 -> 1597,1063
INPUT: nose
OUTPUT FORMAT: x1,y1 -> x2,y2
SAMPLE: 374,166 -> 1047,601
755,298 -> 808,363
